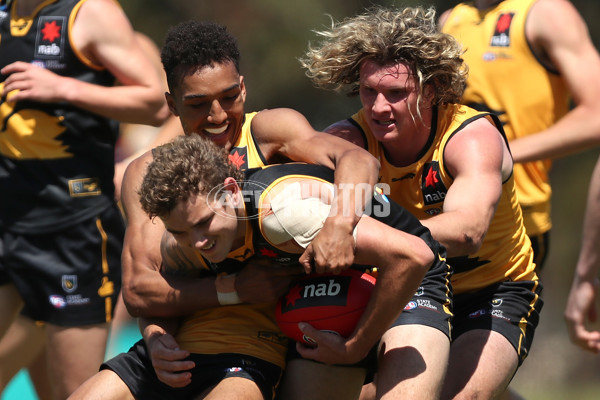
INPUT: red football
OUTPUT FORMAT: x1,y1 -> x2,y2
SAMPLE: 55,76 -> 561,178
275,269 -> 376,345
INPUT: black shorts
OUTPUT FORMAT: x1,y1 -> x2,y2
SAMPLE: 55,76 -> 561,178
102,339 -> 283,400
452,279 -> 544,366
0,204 -> 124,326
392,255 -> 453,338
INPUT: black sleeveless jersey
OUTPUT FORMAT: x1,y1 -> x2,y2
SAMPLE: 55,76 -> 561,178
0,0 -> 118,233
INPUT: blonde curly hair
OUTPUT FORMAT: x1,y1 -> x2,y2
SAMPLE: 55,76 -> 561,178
300,6 -> 467,106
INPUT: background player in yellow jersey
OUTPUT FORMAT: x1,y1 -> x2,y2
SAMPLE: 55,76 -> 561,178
70,134 -> 439,399
0,0 -> 169,398
439,0 -> 600,270
0,28 -> 180,399
301,6 -> 542,399
565,153 -> 600,353
118,20 -> 381,398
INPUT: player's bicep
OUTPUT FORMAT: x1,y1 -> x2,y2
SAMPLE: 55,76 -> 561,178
442,120 -> 504,223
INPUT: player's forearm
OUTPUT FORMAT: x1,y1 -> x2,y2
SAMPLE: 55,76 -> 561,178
574,158 -> 600,281
509,108 -> 600,163
331,147 -> 380,226
123,269 -> 219,318
60,77 -> 170,126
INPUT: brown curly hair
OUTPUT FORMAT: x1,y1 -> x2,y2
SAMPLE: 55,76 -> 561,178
300,6 -> 467,107
139,135 -> 244,220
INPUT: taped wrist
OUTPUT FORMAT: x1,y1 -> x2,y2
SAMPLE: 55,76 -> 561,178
215,273 -> 241,305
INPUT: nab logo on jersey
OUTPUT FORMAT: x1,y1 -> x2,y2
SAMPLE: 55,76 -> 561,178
35,16 -> 66,59
490,13 -> 514,47
422,161 -> 447,206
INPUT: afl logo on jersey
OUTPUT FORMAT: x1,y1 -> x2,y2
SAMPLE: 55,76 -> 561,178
490,13 -> 515,47
35,16 -> 66,59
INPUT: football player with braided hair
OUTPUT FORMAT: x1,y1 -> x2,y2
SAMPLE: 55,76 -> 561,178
301,5 -> 542,399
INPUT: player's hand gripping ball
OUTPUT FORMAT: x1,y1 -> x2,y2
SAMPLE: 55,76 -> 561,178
275,269 -> 376,345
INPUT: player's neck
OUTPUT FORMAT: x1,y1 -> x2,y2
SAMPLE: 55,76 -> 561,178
474,0 -> 504,10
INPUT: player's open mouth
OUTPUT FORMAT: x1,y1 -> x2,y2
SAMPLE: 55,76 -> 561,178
200,241 -> 215,251
205,124 -> 228,135
374,119 -> 394,126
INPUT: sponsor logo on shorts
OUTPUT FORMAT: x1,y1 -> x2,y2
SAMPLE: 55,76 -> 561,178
62,275 -> 77,293
49,295 -> 67,309
468,308 -> 487,318
490,298 -> 503,307
69,178 -> 101,197
404,299 -> 438,312
227,367 -> 243,372
490,309 -> 511,322
48,294 -> 91,308
415,286 -> 425,296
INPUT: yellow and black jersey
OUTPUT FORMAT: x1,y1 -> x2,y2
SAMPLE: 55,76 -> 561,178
0,0 -> 119,233
228,111 -> 268,171
441,0 -> 571,236
349,103 -> 537,294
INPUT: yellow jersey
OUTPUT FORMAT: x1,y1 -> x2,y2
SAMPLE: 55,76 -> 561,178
441,0 -> 571,236
351,104 -> 537,294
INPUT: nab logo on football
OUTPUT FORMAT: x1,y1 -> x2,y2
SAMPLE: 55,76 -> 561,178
280,275 -> 350,314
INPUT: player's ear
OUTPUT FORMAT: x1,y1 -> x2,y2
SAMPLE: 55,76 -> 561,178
239,76 -> 247,103
165,92 -> 180,116
223,177 -> 241,206
422,83 -> 436,105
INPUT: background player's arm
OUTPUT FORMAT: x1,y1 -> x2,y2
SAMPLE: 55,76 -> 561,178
506,0 -> 600,162
564,155 -> 600,353
253,108 -> 380,274
1,0 -> 169,125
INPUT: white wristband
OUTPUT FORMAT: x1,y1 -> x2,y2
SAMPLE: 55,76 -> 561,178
215,273 -> 241,305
